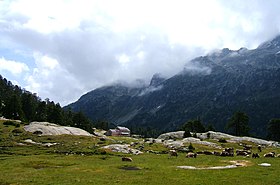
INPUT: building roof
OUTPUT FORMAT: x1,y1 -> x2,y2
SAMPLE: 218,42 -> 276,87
116,126 -> 130,132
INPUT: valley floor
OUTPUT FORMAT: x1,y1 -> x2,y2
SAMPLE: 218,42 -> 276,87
1,120 -> 280,185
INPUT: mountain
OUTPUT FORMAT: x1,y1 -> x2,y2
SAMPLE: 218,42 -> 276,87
66,35 -> 280,137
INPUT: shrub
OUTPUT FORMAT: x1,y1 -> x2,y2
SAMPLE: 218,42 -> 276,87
12,128 -> 23,134
188,143 -> 195,151
183,131 -> 191,138
3,121 -> 20,127
218,138 -> 227,143
3,121 -> 16,126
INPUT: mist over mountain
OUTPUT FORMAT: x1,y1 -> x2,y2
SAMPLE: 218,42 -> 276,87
66,35 -> 280,137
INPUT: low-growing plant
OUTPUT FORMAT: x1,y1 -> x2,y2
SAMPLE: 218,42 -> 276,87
12,128 -> 23,134
188,143 -> 195,151
3,121 -> 18,126
218,138 -> 227,143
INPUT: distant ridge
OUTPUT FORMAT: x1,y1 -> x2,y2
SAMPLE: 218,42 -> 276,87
66,35 -> 280,137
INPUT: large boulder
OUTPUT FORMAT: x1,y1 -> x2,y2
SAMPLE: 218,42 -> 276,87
157,131 -> 185,140
196,131 -> 280,147
24,122 -> 92,136
101,144 -> 143,155
182,137 -> 221,149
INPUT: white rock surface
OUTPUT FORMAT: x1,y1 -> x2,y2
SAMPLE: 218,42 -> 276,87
177,165 -> 237,170
101,144 -> 143,155
23,139 -> 57,147
157,131 -> 185,140
24,122 -> 92,136
163,137 -> 221,149
258,163 -> 271,167
196,131 -> 280,147
182,137 -> 221,149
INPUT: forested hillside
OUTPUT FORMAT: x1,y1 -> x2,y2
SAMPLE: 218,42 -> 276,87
0,75 -> 93,132
67,35 -> 280,138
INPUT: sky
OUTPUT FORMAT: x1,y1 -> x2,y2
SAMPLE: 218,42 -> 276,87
0,0 -> 280,106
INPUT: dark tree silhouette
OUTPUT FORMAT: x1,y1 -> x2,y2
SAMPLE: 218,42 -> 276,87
226,111 -> 250,136
267,118 -> 280,141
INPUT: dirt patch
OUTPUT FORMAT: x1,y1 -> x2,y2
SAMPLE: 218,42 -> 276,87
228,160 -> 252,167
119,166 -> 141,170
178,160 -> 252,170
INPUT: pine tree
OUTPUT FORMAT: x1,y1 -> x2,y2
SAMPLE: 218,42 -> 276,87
267,119 -> 280,141
226,111 -> 250,136
3,94 -> 24,120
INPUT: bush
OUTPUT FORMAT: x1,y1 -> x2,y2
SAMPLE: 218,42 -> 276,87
12,128 -> 23,134
183,131 -> 191,138
3,121 -> 20,127
218,138 -> 227,143
3,121 -> 16,126
188,143 -> 195,151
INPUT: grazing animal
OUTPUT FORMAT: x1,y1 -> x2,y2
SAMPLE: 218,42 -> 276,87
122,157 -> 133,162
169,150 -> 178,158
203,151 -> 214,155
221,147 -> 234,157
257,145 -> 262,153
213,151 -> 221,156
186,152 -> 197,158
236,149 -> 249,156
243,145 -> 252,151
252,153 -> 260,158
264,152 -> 275,158
277,154 -> 280,158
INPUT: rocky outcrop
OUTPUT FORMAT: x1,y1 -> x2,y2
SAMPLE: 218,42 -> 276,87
157,131 -> 185,140
101,144 -> 143,155
24,122 -> 92,136
163,137 -> 221,149
196,131 -> 280,147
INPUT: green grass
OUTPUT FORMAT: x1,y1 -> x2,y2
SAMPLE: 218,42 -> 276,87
1,120 -> 280,185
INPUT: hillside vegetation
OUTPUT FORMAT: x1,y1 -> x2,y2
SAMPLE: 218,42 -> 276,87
0,75 -> 93,132
67,35 -> 280,138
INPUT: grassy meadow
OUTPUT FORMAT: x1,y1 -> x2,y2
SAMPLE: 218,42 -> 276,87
0,120 -> 280,185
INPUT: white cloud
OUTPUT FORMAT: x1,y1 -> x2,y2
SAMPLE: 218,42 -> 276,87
1,0 -> 280,105
25,53 -> 84,105
0,57 -> 29,75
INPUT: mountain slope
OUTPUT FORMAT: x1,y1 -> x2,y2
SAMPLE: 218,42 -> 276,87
66,35 -> 280,137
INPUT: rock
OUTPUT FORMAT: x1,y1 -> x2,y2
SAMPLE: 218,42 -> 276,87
0,116 -> 21,123
92,128 -> 107,137
182,137 -> 221,149
258,163 -> 271,167
157,131 -> 185,140
24,122 -> 92,136
101,144 -> 143,155
163,140 -> 184,149
196,131 -> 280,147
23,139 -> 57,147
162,137 -> 221,149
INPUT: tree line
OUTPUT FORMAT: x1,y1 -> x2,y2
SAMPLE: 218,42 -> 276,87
0,75 -> 93,133
181,111 -> 280,141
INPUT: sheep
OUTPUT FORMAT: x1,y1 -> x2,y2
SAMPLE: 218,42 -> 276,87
186,152 -> 197,158
243,145 -> 252,151
264,152 -> 275,158
221,147 -> 234,157
169,150 -> 178,158
122,157 -> 133,162
236,149 -> 249,156
257,145 -> 262,153
213,151 -> 221,156
252,153 -> 260,158
203,151 -> 214,155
